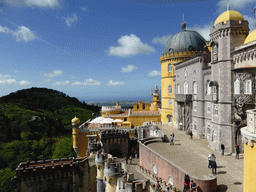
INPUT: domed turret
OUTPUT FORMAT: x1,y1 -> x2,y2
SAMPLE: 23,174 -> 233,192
214,6 -> 243,26
162,24 -> 206,55
244,29 -> 256,44
72,116 -> 80,125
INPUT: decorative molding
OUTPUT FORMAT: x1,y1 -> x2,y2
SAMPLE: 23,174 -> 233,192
241,127 -> 256,147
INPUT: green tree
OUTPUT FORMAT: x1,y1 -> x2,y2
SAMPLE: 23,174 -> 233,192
0,167 -> 16,192
52,137 -> 76,159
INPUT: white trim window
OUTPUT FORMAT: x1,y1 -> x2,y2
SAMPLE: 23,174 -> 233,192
213,130 -> 217,142
168,63 -> 172,72
207,102 -> 211,113
152,163 -> 157,174
169,99 -> 172,106
207,125 -> 211,134
194,120 -> 197,130
244,79 -> 252,95
234,79 -> 240,95
213,104 -> 218,116
193,101 -> 197,111
168,85 -> 172,94
184,69 -> 187,78
206,80 -> 211,95
177,84 -> 180,94
193,82 -> 197,95
184,81 -> 188,94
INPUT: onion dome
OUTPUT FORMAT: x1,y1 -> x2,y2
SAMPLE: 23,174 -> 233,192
214,6 -> 243,26
72,116 -> 80,124
163,22 -> 206,55
244,29 -> 256,44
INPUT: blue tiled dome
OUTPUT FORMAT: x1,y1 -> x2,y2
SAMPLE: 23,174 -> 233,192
163,26 -> 206,55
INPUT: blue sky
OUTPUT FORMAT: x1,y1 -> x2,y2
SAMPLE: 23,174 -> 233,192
0,0 -> 255,101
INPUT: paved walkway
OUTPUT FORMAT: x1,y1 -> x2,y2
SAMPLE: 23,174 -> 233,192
150,125 -> 244,192
126,125 -> 243,192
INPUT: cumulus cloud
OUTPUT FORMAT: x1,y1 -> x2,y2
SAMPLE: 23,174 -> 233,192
0,74 -> 30,85
106,80 -> 125,86
84,79 -> 101,86
107,34 -> 155,57
4,0 -> 60,8
187,22 -> 213,41
19,80 -> 31,85
72,81 -> 83,86
41,70 -> 63,78
152,35 -> 171,45
63,13 -> 78,27
43,79 -> 53,82
121,64 -> 138,73
217,0 -> 254,13
148,70 -> 161,76
0,25 -> 37,42
52,80 -> 70,85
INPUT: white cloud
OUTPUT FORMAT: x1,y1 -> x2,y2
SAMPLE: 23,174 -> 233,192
0,74 -> 12,78
152,35 -> 171,45
84,79 -> 101,86
63,13 -> 78,27
80,6 -> 87,11
244,15 -> 256,31
0,79 -> 17,84
187,22 -> 213,41
12,26 -> 37,42
107,34 -> 155,57
41,70 -> 63,78
19,80 -> 31,85
148,70 -> 161,76
0,25 -> 37,42
52,80 -> 70,85
43,79 -> 53,82
121,64 -> 138,73
217,0 -> 254,13
72,81 -> 83,86
4,0 -> 60,8
106,80 -> 125,86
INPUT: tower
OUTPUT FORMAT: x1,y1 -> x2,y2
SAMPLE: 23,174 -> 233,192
104,158 -> 121,192
72,117 -> 80,158
95,152 -> 107,192
160,21 -> 207,125
210,5 -> 249,152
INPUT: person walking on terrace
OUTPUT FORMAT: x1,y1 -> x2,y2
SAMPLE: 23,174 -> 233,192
211,160 -> 217,175
190,180 -> 197,192
183,174 -> 190,192
190,131 -> 193,140
170,134 -> 174,145
221,143 -> 225,156
235,145 -> 240,159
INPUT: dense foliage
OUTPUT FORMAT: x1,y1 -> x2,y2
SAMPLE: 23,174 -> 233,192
0,87 -> 100,192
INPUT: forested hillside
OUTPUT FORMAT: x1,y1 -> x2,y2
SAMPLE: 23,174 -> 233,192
0,87 -> 100,191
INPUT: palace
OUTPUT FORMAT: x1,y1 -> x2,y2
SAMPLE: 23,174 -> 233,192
161,5 -> 256,153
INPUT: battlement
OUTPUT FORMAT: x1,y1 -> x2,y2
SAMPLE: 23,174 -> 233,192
210,20 -> 249,34
100,129 -> 129,139
95,152 -> 108,164
104,158 -> 121,177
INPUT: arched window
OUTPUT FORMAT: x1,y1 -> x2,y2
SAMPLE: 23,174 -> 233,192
207,102 -> 211,113
206,80 -> 211,95
177,84 -> 180,94
194,120 -> 197,130
184,81 -> 188,94
213,104 -> 218,116
169,99 -> 172,106
234,79 -> 240,95
152,163 -> 157,174
207,124 -> 211,134
244,79 -> 252,94
193,101 -> 197,111
168,85 -> 172,94
168,63 -> 172,72
193,82 -> 197,95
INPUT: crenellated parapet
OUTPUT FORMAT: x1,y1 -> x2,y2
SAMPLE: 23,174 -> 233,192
104,157 -> 122,178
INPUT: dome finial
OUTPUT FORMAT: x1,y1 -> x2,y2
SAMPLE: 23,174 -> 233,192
181,14 -> 186,30
227,4 -> 230,11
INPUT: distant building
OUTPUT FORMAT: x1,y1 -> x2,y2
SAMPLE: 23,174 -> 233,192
161,6 -> 256,153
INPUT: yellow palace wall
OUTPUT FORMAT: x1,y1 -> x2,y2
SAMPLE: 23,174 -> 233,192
243,141 -> 256,192
128,115 -> 160,127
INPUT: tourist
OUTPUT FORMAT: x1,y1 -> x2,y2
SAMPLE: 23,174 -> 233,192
183,174 -> 190,192
190,131 -> 193,140
166,186 -> 170,192
190,180 -> 197,192
235,145 -> 240,159
211,160 -> 217,175
125,156 -> 128,164
170,134 -> 174,145
208,154 -> 212,168
129,155 -> 132,164
221,143 -> 225,156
